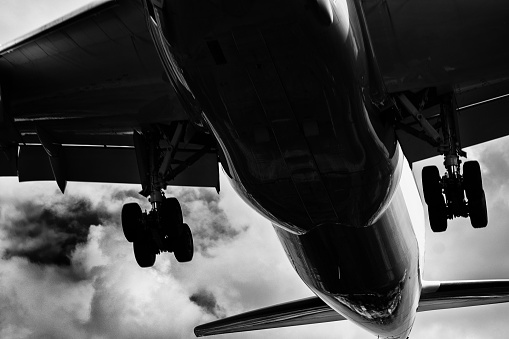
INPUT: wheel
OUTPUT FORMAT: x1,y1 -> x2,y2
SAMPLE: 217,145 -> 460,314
133,233 -> 156,268
463,161 -> 488,228
174,223 -> 194,263
469,190 -> 488,228
160,197 -> 183,229
427,195 -> 448,232
422,166 -> 442,205
122,203 -> 142,242
159,197 -> 184,251
463,161 -> 483,199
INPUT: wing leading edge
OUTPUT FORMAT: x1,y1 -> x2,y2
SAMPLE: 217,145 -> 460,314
194,279 -> 509,337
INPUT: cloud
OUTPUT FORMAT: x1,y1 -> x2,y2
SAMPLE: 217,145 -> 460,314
109,188 -> 145,204
189,289 -> 226,318
0,181 -> 282,339
1,195 -> 112,266
170,187 -> 249,256
0,197 -> 208,339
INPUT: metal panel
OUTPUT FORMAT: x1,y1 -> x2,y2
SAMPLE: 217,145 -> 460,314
18,145 -> 218,188
364,0 -> 509,92
0,150 -> 17,176
0,0 -> 186,128
18,145 -> 139,184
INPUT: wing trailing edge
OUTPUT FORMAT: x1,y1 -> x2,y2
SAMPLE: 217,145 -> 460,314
194,279 -> 509,337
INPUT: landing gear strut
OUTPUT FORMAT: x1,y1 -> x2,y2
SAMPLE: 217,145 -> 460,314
121,123 -> 201,267
397,90 -> 488,232
419,93 -> 488,232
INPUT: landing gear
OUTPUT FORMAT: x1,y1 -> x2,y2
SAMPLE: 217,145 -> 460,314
463,161 -> 488,228
120,123 -> 204,267
121,195 -> 194,267
422,166 -> 447,232
422,161 -> 487,232
133,232 -> 156,268
174,223 -> 194,263
414,92 -> 488,231
122,203 -> 142,242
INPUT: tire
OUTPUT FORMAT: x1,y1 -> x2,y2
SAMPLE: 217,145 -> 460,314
469,190 -> 488,229
428,196 -> 448,232
463,161 -> 488,228
122,203 -> 142,242
422,166 -> 442,205
159,198 -> 184,252
174,223 -> 194,263
133,233 -> 156,268
160,197 -> 183,229
463,161 -> 483,199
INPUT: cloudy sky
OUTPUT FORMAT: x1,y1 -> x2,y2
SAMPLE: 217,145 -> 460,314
1,1 -> 509,338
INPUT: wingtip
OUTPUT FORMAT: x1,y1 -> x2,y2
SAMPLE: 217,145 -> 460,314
193,327 -> 204,337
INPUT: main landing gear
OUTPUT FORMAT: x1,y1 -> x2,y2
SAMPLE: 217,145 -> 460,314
422,160 -> 487,232
121,123 -> 204,267
397,90 -> 488,232
121,194 -> 193,267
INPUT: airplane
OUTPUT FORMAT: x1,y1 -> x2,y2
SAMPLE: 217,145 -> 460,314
1,1 -> 509,338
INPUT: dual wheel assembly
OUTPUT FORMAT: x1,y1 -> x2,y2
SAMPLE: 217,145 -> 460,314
422,161 -> 488,232
121,197 -> 194,267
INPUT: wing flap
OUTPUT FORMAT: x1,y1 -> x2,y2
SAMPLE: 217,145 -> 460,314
17,145 -> 219,187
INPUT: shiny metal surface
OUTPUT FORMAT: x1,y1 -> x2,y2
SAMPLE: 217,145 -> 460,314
274,183 -> 420,338
419,280 -> 509,312
153,1 -> 414,337
195,278 -> 509,336
195,296 -> 345,337
154,0 -> 397,233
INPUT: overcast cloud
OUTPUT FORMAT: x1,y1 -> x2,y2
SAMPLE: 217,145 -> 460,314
1,2 -> 509,339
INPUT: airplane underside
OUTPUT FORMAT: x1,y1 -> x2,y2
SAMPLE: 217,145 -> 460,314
2,0 -> 509,338
140,0 -> 425,337
136,0 -> 496,337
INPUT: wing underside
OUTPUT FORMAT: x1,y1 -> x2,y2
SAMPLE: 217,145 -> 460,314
0,0 -> 218,188
362,0 -> 509,163
194,279 -> 509,337
1,0 -> 509,182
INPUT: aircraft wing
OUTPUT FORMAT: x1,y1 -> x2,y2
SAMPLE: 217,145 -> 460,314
194,296 -> 345,337
362,0 -> 509,163
0,0 -> 218,188
195,279 -> 509,336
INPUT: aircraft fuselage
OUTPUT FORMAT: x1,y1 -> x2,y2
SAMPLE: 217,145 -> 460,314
147,0 -> 422,337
